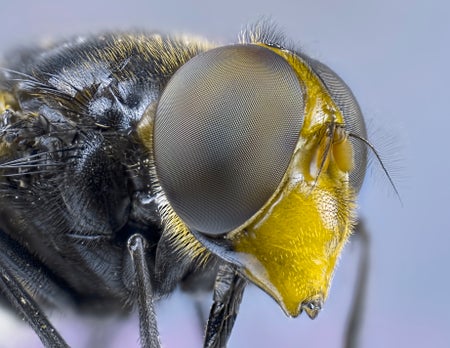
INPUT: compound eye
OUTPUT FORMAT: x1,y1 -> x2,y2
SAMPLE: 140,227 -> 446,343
306,58 -> 368,191
153,45 -> 304,235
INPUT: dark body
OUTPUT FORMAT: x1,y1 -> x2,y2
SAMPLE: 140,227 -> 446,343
0,27 -> 372,348
0,33 -> 216,315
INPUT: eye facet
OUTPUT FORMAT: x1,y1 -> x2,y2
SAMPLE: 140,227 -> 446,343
305,57 -> 368,191
153,45 -> 304,235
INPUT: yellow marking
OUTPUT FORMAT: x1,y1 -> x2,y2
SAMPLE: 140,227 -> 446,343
0,91 -> 17,113
0,91 -> 19,157
95,33 -> 214,78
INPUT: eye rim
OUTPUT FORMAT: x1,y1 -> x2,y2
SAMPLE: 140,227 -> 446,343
153,44 -> 305,236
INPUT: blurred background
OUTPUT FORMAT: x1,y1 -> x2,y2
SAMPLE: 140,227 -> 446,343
0,0 -> 448,347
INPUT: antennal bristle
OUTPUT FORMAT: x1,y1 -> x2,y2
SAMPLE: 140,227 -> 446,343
349,133 -> 403,205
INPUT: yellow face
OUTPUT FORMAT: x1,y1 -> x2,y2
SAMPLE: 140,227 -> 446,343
228,46 -> 356,317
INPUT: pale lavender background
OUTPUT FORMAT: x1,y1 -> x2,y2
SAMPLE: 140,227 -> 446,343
0,0 -> 448,347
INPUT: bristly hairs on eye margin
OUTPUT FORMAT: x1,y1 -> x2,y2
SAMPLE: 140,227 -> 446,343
239,19 -> 295,52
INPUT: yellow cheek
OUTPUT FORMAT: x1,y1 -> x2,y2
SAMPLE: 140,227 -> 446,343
231,177 -> 355,317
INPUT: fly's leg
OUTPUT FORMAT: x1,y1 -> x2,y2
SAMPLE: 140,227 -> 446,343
0,265 -> 69,348
0,230 -> 69,348
344,220 -> 370,348
203,263 -> 247,348
127,233 -> 161,348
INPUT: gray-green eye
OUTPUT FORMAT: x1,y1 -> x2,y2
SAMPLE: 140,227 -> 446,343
153,45 -> 304,235
305,57 -> 368,192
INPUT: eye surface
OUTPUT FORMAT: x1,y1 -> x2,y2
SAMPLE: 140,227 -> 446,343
153,45 -> 304,235
305,57 -> 368,191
